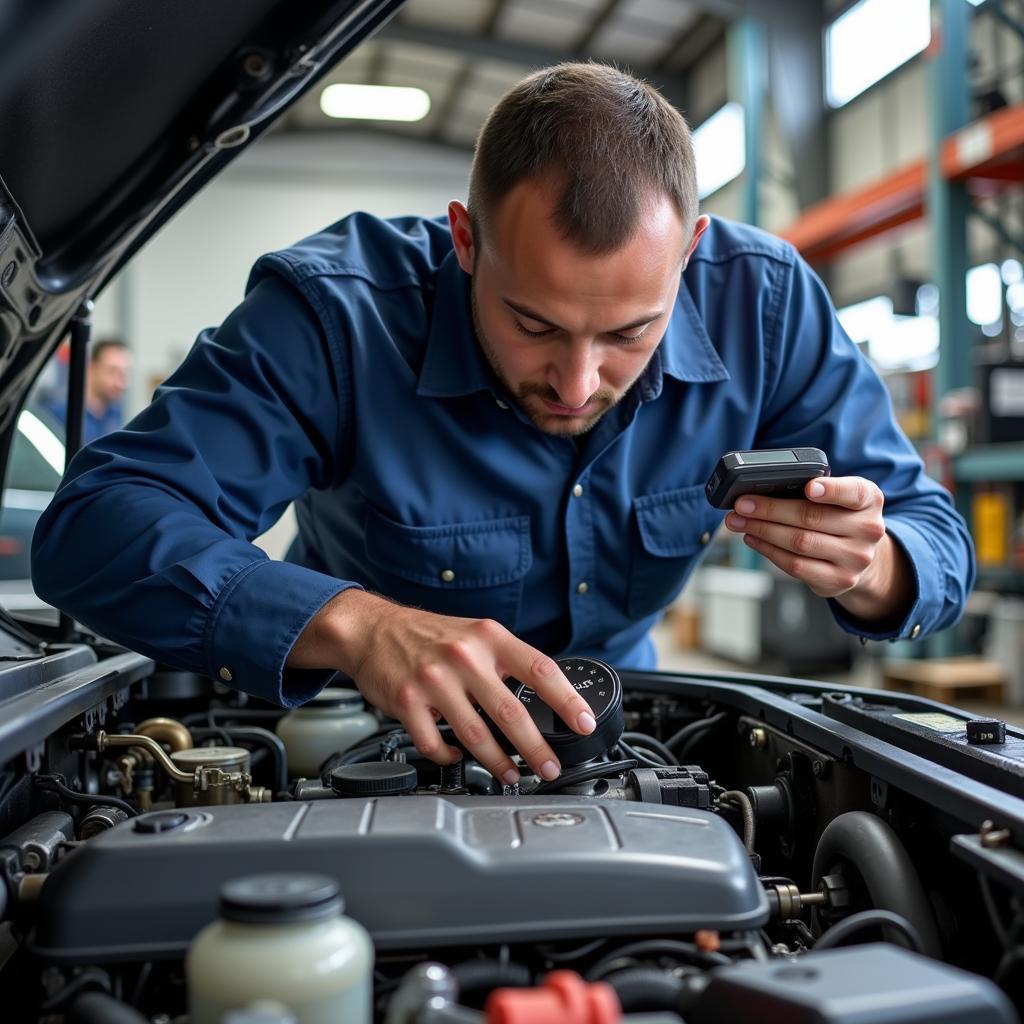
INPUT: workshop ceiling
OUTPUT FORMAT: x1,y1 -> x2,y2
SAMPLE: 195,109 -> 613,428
280,0 -> 731,149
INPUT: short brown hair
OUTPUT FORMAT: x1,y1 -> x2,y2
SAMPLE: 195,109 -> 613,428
468,62 -> 698,255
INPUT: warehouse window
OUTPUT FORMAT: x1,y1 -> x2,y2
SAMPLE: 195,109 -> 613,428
825,0 -> 931,108
693,102 -> 745,199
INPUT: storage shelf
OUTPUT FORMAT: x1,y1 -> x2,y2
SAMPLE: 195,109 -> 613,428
781,103 -> 1024,263
954,444 -> 1024,482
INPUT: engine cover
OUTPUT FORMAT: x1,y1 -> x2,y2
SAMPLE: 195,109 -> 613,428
32,795 -> 768,963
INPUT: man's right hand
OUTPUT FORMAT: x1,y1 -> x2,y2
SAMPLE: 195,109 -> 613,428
287,590 -> 597,784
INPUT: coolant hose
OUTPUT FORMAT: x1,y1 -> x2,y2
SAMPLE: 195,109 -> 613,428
452,958 -> 532,996
605,967 -> 686,1013
69,993 -> 149,1024
811,811 -> 941,958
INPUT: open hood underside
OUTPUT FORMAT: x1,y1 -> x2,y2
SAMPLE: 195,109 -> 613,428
0,0 -> 403,486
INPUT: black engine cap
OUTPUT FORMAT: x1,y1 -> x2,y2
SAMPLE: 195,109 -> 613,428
220,873 -> 341,925
133,811 -> 188,834
330,761 -> 418,797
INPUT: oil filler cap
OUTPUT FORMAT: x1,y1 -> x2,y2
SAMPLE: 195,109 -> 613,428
133,811 -> 188,834
330,761 -> 418,797
508,657 -> 625,767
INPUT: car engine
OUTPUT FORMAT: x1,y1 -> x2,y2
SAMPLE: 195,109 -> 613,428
1,633 -> 1022,1024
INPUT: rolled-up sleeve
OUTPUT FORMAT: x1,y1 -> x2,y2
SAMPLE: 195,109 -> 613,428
31,271 -> 359,706
755,252 -> 975,641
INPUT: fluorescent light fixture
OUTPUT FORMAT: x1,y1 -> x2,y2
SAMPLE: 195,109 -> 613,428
693,102 -> 745,199
320,84 -> 431,122
17,410 -> 65,476
825,0 -> 931,108
967,263 -> 1003,326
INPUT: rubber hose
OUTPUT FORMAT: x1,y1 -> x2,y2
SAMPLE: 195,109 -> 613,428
811,811 -> 941,958
69,992 -> 149,1024
452,959 -> 532,994
813,908 -> 923,954
605,968 -> 686,1013
192,725 -> 288,794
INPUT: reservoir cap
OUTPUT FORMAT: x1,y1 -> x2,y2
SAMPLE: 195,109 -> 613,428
220,874 -> 342,925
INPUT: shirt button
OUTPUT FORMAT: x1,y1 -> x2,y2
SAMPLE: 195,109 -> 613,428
577,581 -> 589,595
572,484 -> 584,498
699,531 -> 711,545
910,624 -> 921,640
440,569 -> 456,583
218,667 -> 233,682
495,398 -> 509,410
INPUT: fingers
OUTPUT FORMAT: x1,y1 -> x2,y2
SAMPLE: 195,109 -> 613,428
437,693 -> 525,786
497,631 -> 597,737
397,692 -> 463,766
807,476 -> 883,512
742,533 -> 862,597
729,515 -> 878,575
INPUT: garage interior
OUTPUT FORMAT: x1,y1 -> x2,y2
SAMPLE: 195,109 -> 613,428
26,0 -> 1018,717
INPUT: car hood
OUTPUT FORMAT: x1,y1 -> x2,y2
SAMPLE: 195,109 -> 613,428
0,0 -> 403,489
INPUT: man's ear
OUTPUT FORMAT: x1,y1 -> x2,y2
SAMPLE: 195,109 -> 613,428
448,201 -> 476,275
683,214 -> 711,269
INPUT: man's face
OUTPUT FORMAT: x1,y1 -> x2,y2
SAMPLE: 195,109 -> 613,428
451,180 -> 704,436
89,347 -> 132,406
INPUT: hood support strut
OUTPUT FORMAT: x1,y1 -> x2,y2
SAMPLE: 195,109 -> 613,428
58,299 -> 92,642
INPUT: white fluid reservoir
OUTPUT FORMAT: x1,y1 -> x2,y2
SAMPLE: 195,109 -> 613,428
276,688 -> 378,779
187,873 -> 373,1024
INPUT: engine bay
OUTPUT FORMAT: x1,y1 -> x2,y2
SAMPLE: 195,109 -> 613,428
1,629 -> 1023,1023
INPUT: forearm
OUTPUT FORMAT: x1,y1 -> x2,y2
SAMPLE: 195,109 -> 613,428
287,588 -> 393,676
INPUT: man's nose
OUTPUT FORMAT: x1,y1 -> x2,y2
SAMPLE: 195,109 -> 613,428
548,344 -> 600,409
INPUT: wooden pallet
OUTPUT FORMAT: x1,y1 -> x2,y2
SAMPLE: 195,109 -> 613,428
881,656 -> 1006,705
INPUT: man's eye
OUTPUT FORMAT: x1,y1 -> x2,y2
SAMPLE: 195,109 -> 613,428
614,327 -> 649,344
513,319 -> 554,338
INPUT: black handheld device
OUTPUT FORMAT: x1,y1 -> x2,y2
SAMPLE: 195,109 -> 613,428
705,448 -> 830,509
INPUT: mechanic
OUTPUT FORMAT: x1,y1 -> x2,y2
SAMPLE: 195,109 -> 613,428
32,63 -> 974,788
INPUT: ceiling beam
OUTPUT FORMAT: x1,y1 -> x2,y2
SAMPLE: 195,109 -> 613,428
381,19 -> 690,110
654,12 -> 724,75
429,0 -> 506,145
575,0 -> 621,51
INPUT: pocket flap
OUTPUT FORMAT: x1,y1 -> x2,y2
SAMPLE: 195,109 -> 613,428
365,508 -> 532,588
634,484 -> 721,558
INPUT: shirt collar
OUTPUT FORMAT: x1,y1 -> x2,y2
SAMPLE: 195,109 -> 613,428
416,250 -> 497,399
416,253 -> 730,400
657,274 -> 731,385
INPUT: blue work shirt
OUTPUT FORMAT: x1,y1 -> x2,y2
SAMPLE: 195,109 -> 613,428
32,213 -> 975,707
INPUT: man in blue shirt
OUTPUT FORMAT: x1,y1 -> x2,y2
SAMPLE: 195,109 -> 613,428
32,63 -> 974,787
41,338 -> 132,443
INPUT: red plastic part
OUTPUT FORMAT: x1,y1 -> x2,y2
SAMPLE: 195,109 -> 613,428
485,970 -> 620,1024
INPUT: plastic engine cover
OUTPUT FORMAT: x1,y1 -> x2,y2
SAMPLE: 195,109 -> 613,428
32,795 -> 768,962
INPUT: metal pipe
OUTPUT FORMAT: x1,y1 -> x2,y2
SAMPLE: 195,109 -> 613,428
95,732 -> 193,784
136,717 -> 193,753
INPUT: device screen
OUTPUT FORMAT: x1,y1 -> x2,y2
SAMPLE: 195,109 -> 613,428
735,450 -> 798,465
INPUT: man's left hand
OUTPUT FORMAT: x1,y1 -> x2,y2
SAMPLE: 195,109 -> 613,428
724,475 -> 914,626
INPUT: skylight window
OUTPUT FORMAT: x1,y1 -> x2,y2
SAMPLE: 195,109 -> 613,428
825,0 -> 931,108
693,102 -> 746,200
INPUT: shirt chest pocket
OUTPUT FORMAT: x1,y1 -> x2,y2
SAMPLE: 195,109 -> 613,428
628,484 -> 724,619
363,507 -> 532,630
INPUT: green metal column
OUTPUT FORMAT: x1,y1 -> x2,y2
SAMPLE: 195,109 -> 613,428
728,16 -> 766,228
727,16 -> 767,572
930,0 -> 972,400
925,0 -> 972,658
